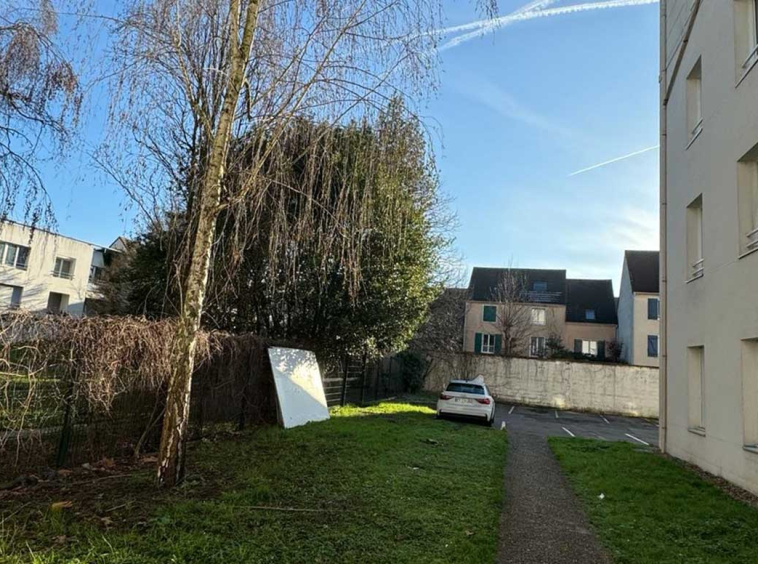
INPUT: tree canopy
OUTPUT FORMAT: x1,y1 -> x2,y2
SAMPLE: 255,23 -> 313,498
100,102 -> 451,358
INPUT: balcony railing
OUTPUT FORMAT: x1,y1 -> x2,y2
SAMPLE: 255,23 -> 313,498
690,257 -> 704,278
747,226 -> 758,251
690,118 -> 703,139
743,43 -> 758,71
52,270 -> 74,280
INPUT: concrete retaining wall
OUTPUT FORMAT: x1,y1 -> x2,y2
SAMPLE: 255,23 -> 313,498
423,353 -> 659,418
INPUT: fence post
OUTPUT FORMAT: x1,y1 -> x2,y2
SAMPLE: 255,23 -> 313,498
340,355 -> 349,407
360,353 -> 367,406
56,379 -> 76,468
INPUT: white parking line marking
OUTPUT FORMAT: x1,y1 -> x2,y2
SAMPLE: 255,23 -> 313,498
625,433 -> 650,446
508,405 -> 515,415
601,415 -> 610,424
562,427 -> 575,437
554,410 -> 559,419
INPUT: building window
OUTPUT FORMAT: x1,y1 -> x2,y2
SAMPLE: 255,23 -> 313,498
738,146 -> 758,255
47,292 -> 69,314
531,307 -> 546,326
482,305 -> 497,323
647,335 -> 659,358
574,339 -> 604,358
530,336 -> 546,357
687,195 -> 704,279
533,281 -> 548,292
648,298 -> 660,320
0,242 -> 30,270
89,265 -> 105,282
741,339 -> 758,448
686,59 -> 703,142
53,257 -> 75,279
735,0 -> 758,77
0,284 -> 23,310
688,346 -> 705,432
585,309 -> 596,321
482,334 -> 497,354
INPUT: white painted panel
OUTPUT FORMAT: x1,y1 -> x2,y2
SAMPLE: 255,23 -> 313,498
268,347 -> 330,429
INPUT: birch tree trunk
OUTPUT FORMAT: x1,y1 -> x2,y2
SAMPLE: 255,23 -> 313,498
157,0 -> 261,488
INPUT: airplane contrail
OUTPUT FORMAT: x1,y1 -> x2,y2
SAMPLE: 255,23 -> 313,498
435,0 -> 560,37
568,145 -> 659,177
438,0 -> 659,51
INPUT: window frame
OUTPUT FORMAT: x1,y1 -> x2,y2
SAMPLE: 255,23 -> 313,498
647,335 -> 659,358
738,153 -> 758,256
89,265 -> 105,282
688,346 -> 706,433
531,307 -> 546,326
53,257 -> 75,280
741,339 -> 758,449
482,305 -> 497,323
686,59 -> 703,144
581,340 -> 598,357
648,298 -> 660,320
687,195 -> 704,280
530,336 -> 546,358
481,333 -> 496,355
0,241 -> 30,270
745,0 -> 758,69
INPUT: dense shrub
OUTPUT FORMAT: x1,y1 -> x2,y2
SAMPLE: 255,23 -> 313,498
397,350 -> 427,393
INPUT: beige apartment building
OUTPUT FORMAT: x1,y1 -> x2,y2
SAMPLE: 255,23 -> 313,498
0,222 -> 119,315
661,1 -> 758,494
463,267 -> 617,359
617,250 -> 660,367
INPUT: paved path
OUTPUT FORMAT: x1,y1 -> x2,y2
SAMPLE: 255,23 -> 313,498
493,403 -> 653,564
496,432 -> 610,564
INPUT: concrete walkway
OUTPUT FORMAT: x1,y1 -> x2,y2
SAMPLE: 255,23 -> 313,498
496,431 -> 610,564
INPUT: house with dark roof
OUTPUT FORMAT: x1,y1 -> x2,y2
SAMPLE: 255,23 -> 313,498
617,250 -> 660,367
463,267 -> 617,359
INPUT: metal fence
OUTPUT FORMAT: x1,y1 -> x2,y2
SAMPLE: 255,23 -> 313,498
323,355 -> 405,408
0,351 -> 404,478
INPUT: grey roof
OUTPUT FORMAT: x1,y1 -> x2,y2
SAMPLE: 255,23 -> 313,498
468,267 -> 567,304
565,279 -> 618,324
625,251 -> 660,293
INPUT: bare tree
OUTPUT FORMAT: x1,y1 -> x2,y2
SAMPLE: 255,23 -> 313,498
0,0 -> 84,226
493,270 -> 534,357
410,288 -> 468,353
102,0 -> 496,487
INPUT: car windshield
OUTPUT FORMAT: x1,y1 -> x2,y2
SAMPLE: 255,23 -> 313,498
446,383 -> 485,395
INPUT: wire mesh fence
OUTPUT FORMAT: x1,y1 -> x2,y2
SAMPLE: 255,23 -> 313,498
1,346 -> 404,479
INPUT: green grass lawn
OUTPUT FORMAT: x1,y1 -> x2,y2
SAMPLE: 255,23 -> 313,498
549,438 -> 758,564
1,403 -> 507,564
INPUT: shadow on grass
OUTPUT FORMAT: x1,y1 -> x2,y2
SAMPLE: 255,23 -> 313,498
2,403 -> 507,564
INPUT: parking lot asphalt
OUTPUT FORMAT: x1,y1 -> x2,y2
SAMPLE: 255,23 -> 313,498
493,402 -> 659,447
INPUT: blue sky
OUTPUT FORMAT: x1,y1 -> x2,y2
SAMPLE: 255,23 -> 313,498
37,0 -> 660,293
